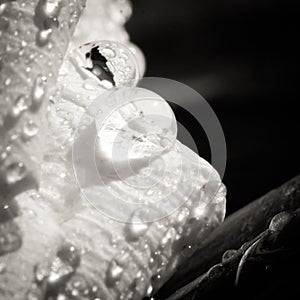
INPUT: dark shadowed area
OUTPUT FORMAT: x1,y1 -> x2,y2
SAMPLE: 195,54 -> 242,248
126,0 -> 300,215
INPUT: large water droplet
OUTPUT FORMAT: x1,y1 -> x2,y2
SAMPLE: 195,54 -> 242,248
5,162 -> 27,184
106,260 -> 124,286
222,249 -> 237,262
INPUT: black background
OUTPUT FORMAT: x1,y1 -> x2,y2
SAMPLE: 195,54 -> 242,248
127,0 -> 300,215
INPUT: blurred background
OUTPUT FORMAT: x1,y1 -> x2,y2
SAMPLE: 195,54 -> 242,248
126,0 -> 300,215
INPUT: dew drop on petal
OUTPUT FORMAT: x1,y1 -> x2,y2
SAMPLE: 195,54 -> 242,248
4,95 -> 28,129
47,257 -> 74,288
56,242 -> 81,269
106,260 -> 124,286
0,3 -> 8,16
23,120 -> 39,139
5,162 -> 27,184
0,221 -> 22,256
125,211 -> 149,241
31,75 -> 47,111
222,249 -> 237,262
36,29 -> 52,47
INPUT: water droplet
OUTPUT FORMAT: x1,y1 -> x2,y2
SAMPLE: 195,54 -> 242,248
181,244 -> 194,258
192,204 -> 207,219
161,227 -> 176,245
269,211 -> 292,232
0,199 -> 19,222
101,47 -> 116,58
83,81 -> 97,91
0,16 -> 9,31
207,264 -> 224,280
31,75 -> 47,111
4,95 -> 27,129
177,207 -> 190,223
0,146 -> 11,162
0,3 -> 8,16
34,263 -> 48,282
0,262 -> 6,274
125,211 -> 149,241
126,222 -> 148,241
63,273 -> 99,299
0,221 -> 22,256
146,285 -> 153,296
23,120 -> 39,140
36,29 -> 52,47
56,243 -> 81,269
222,249 -> 237,262
47,257 -> 74,288
26,289 -> 43,300
34,0 -> 61,46
4,77 -> 11,86
106,260 -> 123,286
6,162 -> 27,184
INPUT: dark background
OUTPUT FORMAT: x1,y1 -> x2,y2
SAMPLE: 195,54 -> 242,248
127,0 -> 300,215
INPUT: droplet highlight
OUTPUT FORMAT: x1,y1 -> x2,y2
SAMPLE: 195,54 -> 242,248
31,75 -> 47,111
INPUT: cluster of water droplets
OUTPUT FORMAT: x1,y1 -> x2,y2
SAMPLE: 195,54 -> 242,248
34,0 -> 62,47
0,74 -> 46,186
25,242 -> 105,300
69,40 -> 140,90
